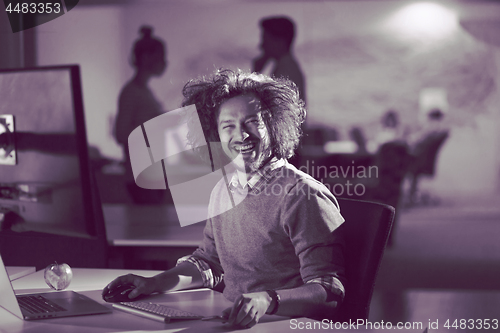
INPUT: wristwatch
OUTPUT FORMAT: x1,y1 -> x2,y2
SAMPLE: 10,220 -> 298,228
265,290 -> 280,315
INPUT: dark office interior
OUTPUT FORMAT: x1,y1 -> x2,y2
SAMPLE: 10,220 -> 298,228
1,0 -> 500,329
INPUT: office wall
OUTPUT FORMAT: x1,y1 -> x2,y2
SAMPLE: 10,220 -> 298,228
36,5 -> 124,159
32,0 -> 500,196
0,8 -> 23,68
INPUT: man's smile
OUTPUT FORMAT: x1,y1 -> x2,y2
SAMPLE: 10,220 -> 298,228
218,94 -> 270,173
234,142 -> 257,154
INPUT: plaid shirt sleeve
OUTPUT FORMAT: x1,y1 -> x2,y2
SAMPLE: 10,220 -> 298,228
176,255 -> 223,289
305,275 -> 345,303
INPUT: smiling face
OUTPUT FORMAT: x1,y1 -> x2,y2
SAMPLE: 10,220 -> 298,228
217,94 -> 271,174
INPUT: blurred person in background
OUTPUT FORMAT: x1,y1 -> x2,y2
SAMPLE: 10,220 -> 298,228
253,16 -> 306,167
113,26 -> 167,203
406,108 -> 449,206
252,16 -> 305,104
367,109 -> 408,154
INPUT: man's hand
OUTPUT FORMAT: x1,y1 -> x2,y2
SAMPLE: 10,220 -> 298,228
221,291 -> 272,329
102,274 -> 156,300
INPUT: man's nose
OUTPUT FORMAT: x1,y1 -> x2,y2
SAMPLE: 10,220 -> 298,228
235,125 -> 250,141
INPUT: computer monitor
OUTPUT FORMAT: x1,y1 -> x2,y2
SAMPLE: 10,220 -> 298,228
0,65 -> 101,239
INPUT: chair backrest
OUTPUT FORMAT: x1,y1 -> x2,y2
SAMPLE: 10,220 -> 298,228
372,141 -> 410,205
334,197 -> 395,322
412,131 -> 449,176
376,141 -> 410,182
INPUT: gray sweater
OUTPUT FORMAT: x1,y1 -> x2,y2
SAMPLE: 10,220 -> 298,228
190,162 -> 346,302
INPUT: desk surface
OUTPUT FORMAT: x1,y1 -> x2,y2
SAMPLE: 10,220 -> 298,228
2,268 -> 429,333
3,268 -> 302,333
103,204 -> 205,247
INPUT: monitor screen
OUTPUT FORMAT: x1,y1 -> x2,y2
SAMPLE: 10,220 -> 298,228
0,65 -> 99,238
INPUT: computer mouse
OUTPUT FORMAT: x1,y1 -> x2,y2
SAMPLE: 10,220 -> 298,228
102,283 -> 137,303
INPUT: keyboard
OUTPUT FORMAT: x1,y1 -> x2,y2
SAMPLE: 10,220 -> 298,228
113,301 -> 203,323
17,295 -> 67,314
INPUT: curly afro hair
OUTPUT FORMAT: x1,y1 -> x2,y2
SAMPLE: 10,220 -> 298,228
182,69 -> 306,162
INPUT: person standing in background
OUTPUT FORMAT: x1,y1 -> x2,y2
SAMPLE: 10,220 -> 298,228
114,26 -> 167,203
253,16 -> 306,167
252,16 -> 306,104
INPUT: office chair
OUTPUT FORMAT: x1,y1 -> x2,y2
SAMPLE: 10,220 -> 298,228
407,131 -> 449,205
334,197 -> 395,322
370,141 -> 410,246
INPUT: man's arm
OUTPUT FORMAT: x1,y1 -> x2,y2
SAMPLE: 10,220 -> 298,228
223,282 -> 340,328
103,218 -> 223,300
102,261 -> 204,300
224,180 -> 345,328
273,282 -> 341,317
148,261 -> 205,294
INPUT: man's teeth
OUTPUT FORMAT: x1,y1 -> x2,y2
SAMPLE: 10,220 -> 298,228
236,143 -> 255,152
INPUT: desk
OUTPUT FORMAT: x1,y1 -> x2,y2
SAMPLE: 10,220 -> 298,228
103,204 -> 205,247
1,269 -> 283,332
103,204 -> 205,269
2,268 -> 427,333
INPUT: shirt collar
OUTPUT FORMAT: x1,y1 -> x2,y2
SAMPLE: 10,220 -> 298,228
228,157 -> 286,193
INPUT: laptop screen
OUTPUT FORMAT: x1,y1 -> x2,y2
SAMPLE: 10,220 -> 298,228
0,254 -> 24,319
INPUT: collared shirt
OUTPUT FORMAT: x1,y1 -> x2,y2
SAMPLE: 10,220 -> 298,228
177,157 -> 345,302
228,157 -> 286,193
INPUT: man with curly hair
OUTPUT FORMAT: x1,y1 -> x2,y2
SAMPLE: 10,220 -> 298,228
104,70 -> 345,328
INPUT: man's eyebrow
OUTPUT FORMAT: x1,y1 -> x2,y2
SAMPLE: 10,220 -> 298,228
218,113 -> 260,125
218,119 -> 235,125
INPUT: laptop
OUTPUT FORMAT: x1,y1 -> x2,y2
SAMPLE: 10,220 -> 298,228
0,254 -> 111,320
